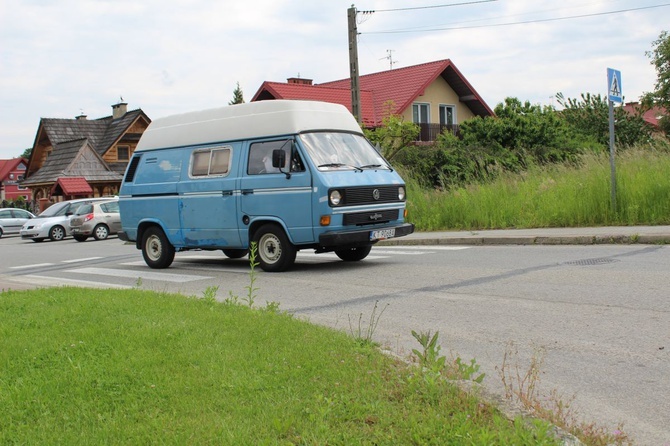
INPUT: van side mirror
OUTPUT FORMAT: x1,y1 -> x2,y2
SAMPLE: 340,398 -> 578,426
272,149 -> 286,169
272,149 -> 291,179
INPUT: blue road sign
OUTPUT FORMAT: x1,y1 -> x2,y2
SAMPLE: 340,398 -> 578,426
607,68 -> 622,103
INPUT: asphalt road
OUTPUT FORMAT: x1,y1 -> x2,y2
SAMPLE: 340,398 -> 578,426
1,234 -> 668,445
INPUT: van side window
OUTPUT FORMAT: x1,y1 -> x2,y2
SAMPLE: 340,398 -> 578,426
248,140 -> 304,175
191,147 -> 231,177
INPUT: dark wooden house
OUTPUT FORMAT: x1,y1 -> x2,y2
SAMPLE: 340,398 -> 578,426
22,102 -> 150,211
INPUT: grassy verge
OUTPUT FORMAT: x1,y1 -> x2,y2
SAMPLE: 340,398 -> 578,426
406,148 -> 670,231
0,287 -> 560,445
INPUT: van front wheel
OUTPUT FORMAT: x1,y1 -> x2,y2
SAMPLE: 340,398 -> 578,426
335,245 -> 372,262
142,226 -> 175,269
222,249 -> 248,259
253,224 -> 296,272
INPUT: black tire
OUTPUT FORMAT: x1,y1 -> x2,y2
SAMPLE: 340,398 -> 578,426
93,224 -> 109,241
252,224 -> 296,272
222,249 -> 248,259
0,228 -> 3,238
49,225 -> 65,241
335,245 -> 372,262
73,234 -> 88,242
141,226 -> 175,269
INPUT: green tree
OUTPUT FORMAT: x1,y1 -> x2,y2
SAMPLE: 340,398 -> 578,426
557,92 -> 651,148
20,148 -> 32,159
229,82 -> 245,105
642,30 -> 670,136
363,101 -> 419,161
456,97 -> 582,167
644,30 -> 670,109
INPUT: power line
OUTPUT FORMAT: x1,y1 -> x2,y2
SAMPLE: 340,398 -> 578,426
360,0 -> 497,14
363,3 -> 670,35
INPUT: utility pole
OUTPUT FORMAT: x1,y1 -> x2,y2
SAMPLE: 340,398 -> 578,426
347,5 -> 361,122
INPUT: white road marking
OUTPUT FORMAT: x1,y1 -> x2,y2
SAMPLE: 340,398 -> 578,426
377,245 -> 471,251
21,275 -> 132,289
10,263 -> 54,269
67,267 -> 210,283
61,257 -> 103,263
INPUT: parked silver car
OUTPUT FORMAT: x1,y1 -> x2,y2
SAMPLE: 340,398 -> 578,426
0,208 -> 36,238
20,197 -> 114,242
70,198 -> 120,241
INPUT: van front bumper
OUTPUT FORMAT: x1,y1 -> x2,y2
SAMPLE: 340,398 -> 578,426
319,223 -> 414,247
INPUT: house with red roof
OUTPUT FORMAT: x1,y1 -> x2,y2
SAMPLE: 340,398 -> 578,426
0,157 -> 29,202
622,102 -> 667,133
21,101 -> 151,211
252,59 -> 494,141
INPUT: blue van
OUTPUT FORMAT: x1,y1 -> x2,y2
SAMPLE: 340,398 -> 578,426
118,100 -> 414,272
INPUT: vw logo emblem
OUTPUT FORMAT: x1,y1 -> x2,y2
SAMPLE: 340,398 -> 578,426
372,189 -> 380,200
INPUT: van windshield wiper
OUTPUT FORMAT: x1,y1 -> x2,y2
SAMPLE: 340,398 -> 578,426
318,163 -> 363,172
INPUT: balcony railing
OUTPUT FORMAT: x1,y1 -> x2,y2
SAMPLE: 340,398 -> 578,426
416,123 -> 460,142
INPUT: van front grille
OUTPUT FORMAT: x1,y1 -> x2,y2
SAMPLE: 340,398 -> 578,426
342,209 -> 400,226
336,186 -> 401,206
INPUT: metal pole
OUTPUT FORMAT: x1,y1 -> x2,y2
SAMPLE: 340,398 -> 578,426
347,5 -> 361,122
608,99 -> 617,212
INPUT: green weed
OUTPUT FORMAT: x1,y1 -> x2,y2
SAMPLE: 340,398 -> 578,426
497,342 -> 634,446
348,300 -> 388,346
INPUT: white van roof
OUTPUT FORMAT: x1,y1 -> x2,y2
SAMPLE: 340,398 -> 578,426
135,100 -> 364,152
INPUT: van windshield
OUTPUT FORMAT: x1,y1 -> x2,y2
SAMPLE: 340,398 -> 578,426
299,132 -> 391,171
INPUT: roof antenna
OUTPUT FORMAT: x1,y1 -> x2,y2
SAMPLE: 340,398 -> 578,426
380,49 -> 397,70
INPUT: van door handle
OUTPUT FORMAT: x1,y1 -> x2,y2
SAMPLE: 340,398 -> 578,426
222,191 -> 233,196
241,189 -> 254,195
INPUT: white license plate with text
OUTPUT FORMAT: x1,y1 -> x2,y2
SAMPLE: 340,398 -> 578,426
370,228 -> 395,241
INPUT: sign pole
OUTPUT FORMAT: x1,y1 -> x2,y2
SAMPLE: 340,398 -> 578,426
608,99 -> 616,212
606,68 -> 622,213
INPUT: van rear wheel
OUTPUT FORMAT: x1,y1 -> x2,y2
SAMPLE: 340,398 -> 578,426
335,245 -> 372,262
141,226 -> 175,269
252,224 -> 296,272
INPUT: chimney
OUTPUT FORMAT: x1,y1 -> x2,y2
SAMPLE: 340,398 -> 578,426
75,113 -> 87,120
287,77 -> 313,86
112,101 -> 128,119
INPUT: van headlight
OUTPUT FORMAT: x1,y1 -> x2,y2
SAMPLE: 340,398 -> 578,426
398,186 -> 406,201
329,190 -> 342,206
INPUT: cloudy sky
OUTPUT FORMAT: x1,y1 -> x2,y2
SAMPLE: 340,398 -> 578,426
1,0 -> 668,159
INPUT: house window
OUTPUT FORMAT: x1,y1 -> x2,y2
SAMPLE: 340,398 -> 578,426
412,103 -> 430,124
117,146 -> 130,161
191,147 -> 232,177
439,105 -> 456,126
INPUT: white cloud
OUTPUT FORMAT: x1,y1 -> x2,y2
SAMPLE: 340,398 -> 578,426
0,0 -> 667,158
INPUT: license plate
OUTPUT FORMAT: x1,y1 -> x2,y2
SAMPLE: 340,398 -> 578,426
71,228 -> 80,233
370,228 -> 395,241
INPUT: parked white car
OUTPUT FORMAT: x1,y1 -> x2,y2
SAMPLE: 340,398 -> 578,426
20,198 -> 114,242
0,208 -> 36,238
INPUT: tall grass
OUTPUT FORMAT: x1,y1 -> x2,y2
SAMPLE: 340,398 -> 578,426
405,147 -> 670,231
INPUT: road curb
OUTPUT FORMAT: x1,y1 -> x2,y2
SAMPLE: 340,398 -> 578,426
379,234 -> 670,246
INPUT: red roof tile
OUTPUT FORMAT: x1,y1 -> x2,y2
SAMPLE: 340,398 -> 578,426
253,82 -> 377,126
50,177 -> 93,195
622,102 -> 666,129
0,158 -> 27,181
251,59 -> 493,126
